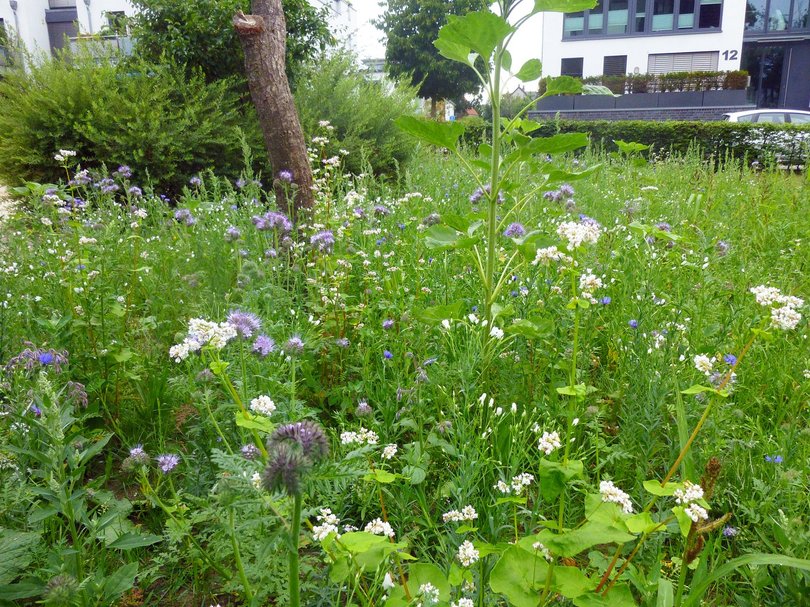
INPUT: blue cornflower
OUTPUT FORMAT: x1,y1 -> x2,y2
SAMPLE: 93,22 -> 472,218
765,455 -> 783,464
383,350 -> 393,360
38,352 -> 54,365
600,297 -> 612,305
723,354 -> 737,365
628,319 -> 638,329
29,404 -> 42,417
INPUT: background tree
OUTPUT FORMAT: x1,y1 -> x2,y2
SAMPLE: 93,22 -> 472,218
377,0 -> 483,117
130,0 -> 332,86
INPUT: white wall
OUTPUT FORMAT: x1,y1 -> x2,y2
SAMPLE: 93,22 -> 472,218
78,0 -> 136,36
540,0 -> 746,77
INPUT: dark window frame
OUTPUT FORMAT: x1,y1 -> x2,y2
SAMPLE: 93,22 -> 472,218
561,57 -> 585,77
745,0 -> 810,32
562,0 -> 725,38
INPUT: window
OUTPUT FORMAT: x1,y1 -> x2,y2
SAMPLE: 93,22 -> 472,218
635,0 -> 648,29
648,51 -> 719,73
679,0 -> 696,27
561,57 -> 584,78
768,0 -> 790,30
652,0 -> 675,30
746,0 -> 766,30
604,55 -> 628,74
698,0 -> 722,28
589,1 -> 604,34
607,0 -> 630,33
794,0 -> 809,28
755,112 -> 786,123
735,114 -> 755,122
564,12 -> 586,36
789,113 -> 810,123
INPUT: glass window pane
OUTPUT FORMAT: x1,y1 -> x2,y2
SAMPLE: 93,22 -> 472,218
755,112 -> 786,123
653,0 -> 675,30
589,0 -> 605,33
607,0 -> 629,33
678,0 -> 695,27
767,0 -> 790,30
698,0 -> 722,28
564,12 -> 586,36
789,113 -> 810,123
792,0 -> 809,28
736,115 -> 754,122
635,0 -> 647,30
745,0 -> 766,30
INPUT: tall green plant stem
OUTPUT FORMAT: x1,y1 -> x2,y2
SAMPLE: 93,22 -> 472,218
484,42 -> 504,323
289,493 -> 303,607
229,508 -> 255,605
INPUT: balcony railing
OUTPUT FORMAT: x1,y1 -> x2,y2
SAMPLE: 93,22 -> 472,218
68,35 -> 133,57
49,0 -> 77,9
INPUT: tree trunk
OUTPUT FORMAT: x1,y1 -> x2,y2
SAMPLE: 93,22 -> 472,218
430,97 -> 437,119
233,1 -> 314,220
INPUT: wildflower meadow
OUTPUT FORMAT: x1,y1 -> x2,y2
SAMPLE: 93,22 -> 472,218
1,2 -> 809,606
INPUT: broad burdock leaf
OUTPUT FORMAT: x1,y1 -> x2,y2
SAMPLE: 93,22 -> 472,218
434,10 -> 514,67
490,545 -> 549,607
415,301 -> 465,324
394,116 -> 466,151
538,459 -> 584,500
514,59 -> 543,82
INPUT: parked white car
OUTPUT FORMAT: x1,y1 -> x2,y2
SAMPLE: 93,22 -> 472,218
723,109 -> 810,124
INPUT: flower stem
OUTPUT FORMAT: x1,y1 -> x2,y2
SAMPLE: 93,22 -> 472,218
289,492 -> 303,607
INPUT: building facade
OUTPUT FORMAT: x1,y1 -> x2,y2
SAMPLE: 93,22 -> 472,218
0,0 -> 135,63
540,0 -> 808,108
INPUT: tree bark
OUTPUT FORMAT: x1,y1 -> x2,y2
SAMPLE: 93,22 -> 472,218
233,1 -> 314,220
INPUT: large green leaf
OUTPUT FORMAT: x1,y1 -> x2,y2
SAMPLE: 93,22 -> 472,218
0,530 -> 40,585
555,566 -> 598,598
434,10 -> 514,66
394,116 -> 466,150
642,480 -> 683,497
528,133 -> 589,154
415,301 -> 465,324
573,583 -> 636,607
338,531 -> 389,554
682,554 -> 810,607
542,75 -> 583,97
543,521 -> 635,557
490,545 -> 549,607
409,563 -> 451,602
424,225 -> 480,251
583,84 -> 619,96
101,562 -> 138,601
108,532 -> 163,550
537,459 -> 584,501
532,0 -> 598,15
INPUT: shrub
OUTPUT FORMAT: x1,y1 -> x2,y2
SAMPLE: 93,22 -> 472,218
294,52 -> 418,175
0,51 -> 261,192
531,119 -> 810,165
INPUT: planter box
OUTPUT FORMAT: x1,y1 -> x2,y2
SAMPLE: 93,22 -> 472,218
702,89 -> 748,106
573,95 -> 616,110
657,91 -> 704,107
535,96 -> 575,111
615,93 -> 658,108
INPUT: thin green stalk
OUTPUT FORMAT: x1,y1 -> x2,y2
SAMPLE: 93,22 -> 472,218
288,493 -> 303,607
230,508 -> 255,606
484,42 -> 504,323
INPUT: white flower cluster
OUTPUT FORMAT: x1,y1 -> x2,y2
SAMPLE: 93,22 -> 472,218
532,245 -> 571,266
495,472 -> 535,495
382,444 -> 398,460
249,395 -> 276,416
750,285 -> 804,331
169,318 -> 238,362
579,270 -> 604,302
489,326 -> 504,339
538,431 -> 562,455
599,480 -> 634,514
442,505 -> 478,523
557,220 -> 601,250
312,508 -> 341,541
452,599 -> 474,607
54,149 -> 77,162
340,426 -> 379,445
693,354 -> 714,376
532,541 -> 552,561
418,582 -> 440,606
674,481 -> 709,523
457,540 -> 480,567
364,518 -> 395,538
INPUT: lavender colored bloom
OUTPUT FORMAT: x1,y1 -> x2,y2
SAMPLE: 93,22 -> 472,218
422,213 -> 441,226
382,319 -> 395,330
765,455 -> 783,464
70,171 -> 93,186
310,230 -> 335,253
470,184 -> 503,205
383,350 -> 393,360
335,337 -> 350,348
174,208 -> 196,226
285,335 -> 305,355
263,421 -> 329,495
716,240 -> 730,256
29,404 -> 42,417
277,169 -> 294,183
723,354 -> 737,365
252,334 -> 276,357
66,381 -> 88,408
373,204 -> 391,217
114,165 -> 132,179
241,444 -> 261,460
353,207 -> 366,219
599,297 -> 612,305
503,222 -> 526,238
38,352 -> 54,365
96,178 -> 119,194
723,526 -> 738,537
252,211 -> 292,233
628,319 -> 638,329
189,176 -> 202,187
356,400 -> 372,416
264,248 -> 278,259
655,222 -> 672,232
128,186 -> 143,197
129,445 -> 150,465
225,226 -> 241,242
156,453 -> 180,473
543,189 -> 563,202
559,184 -> 575,198
227,310 -> 261,339
236,177 -> 247,189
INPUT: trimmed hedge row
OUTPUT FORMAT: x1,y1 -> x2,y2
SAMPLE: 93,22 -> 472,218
531,119 -> 810,164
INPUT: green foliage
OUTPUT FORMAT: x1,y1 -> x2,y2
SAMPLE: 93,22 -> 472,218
531,119 -> 810,165
294,52 -> 419,175
0,52 -> 259,192
129,0 -> 332,85
377,0 -> 483,107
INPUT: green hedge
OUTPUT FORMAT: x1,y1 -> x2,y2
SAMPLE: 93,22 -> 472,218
531,119 -> 810,165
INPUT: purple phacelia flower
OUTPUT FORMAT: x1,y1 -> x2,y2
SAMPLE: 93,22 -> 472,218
236,177 -> 247,189
252,211 -> 292,233
543,189 -> 563,202
114,165 -> 132,179
723,526 -> 738,537
335,337 -> 350,348
263,421 -> 329,495
503,222 -> 526,238
285,335 -> 305,355
277,169 -> 294,183
470,184 -> 503,205
174,209 -> 196,226
241,444 -> 261,460
189,176 -> 202,187
716,240 -> 730,256
253,334 -> 276,357
310,230 -> 335,253
128,186 -> 142,197
373,205 -> 391,217
227,310 -> 261,339
559,184 -> 575,198
356,400 -> 372,416
382,319 -> 395,330
156,453 -> 180,473
225,226 -> 241,242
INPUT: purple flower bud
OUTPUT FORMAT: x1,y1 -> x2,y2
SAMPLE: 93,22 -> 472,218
383,350 -> 393,360
628,319 -> 638,329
